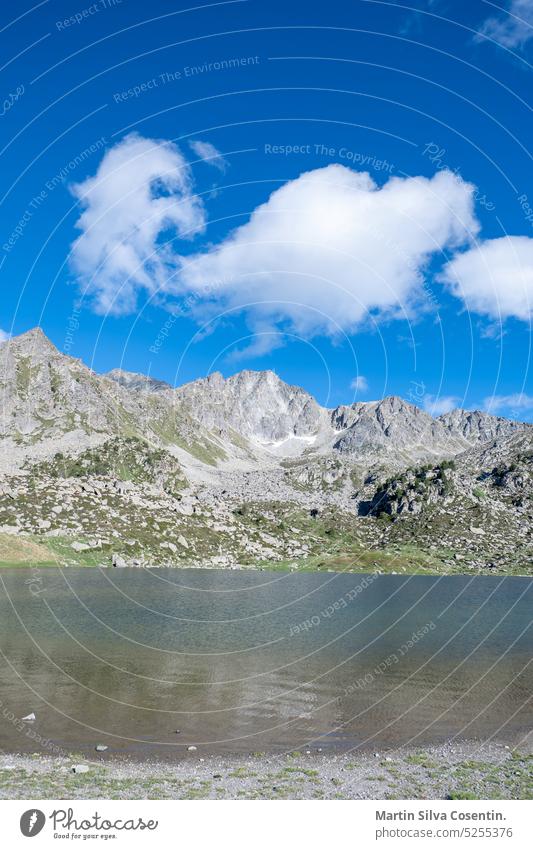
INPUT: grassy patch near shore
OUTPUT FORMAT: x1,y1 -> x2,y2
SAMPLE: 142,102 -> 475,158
261,546 -> 449,575
0,534 -> 107,568
0,533 -> 56,566
255,544 -> 532,576
0,539 -> 530,575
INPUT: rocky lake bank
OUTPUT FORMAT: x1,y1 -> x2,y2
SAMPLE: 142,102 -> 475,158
1,742 -> 531,800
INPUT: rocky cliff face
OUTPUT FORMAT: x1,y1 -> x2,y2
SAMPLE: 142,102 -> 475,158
0,329 -> 133,470
330,396 -> 467,460
174,369 -> 326,443
105,368 -> 171,394
437,408 -> 524,445
0,330 -> 214,473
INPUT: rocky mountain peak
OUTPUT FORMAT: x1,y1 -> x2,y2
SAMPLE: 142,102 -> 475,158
437,408 -> 526,445
330,395 -> 460,459
175,367 -> 323,443
106,368 -> 171,394
4,326 -> 59,358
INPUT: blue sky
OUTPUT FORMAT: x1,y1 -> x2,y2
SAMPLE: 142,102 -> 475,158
1,0 -> 532,417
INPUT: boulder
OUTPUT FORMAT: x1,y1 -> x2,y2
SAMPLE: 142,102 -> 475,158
112,553 -> 128,568
114,480 -> 134,495
71,541 -> 91,552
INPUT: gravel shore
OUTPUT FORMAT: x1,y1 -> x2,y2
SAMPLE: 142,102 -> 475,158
1,741 -> 531,800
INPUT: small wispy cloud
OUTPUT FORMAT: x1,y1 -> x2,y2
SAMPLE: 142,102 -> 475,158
423,394 -> 460,416
397,333 -> 419,351
484,392 -> 533,415
479,321 -> 506,341
189,140 -> 228,173
0,328 -> 10,343
350,375 -> 368,393
476,0 -> 533,49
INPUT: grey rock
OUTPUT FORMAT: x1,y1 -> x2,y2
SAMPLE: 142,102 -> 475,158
106,368 -> 170,394
112,554 -> 128,568
438,408 -> 524,445
71,541 -> 91,552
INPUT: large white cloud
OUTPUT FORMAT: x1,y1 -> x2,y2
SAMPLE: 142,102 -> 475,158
477,0 -> 533,49
70,133 -> 205,314
177,164 -> 479,341
69,137 -> 483,338
440,236 -> 533,322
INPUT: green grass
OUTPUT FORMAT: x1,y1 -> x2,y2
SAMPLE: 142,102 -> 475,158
2,750 -> 531,800
257,545 -> 452,575
0,536 -> 529,576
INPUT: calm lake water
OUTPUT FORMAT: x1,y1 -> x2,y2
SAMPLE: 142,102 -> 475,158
0,568 -> 531,758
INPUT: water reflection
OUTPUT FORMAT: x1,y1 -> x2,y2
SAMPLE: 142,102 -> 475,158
0,569 -> 531,756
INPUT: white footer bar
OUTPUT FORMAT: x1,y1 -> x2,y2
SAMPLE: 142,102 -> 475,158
2,799 -> 531,847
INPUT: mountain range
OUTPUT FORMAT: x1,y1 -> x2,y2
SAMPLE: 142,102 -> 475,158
0,327 -> 531,574
0,327 -> 525,472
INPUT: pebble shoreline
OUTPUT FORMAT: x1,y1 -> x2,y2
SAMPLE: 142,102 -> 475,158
1,740 -> 531,800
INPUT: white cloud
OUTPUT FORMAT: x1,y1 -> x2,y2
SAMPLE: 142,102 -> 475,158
70,133 -> 205,314
484,392 -> 533,415
477,0 -> 533,49
189,140 -> 228,173
0,328 -> 10,343
350,375 -> 368,392
177,164 -> 479,344
423,394 -> 461,416
70,140 -> 484,343
439,236 -> 533,321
